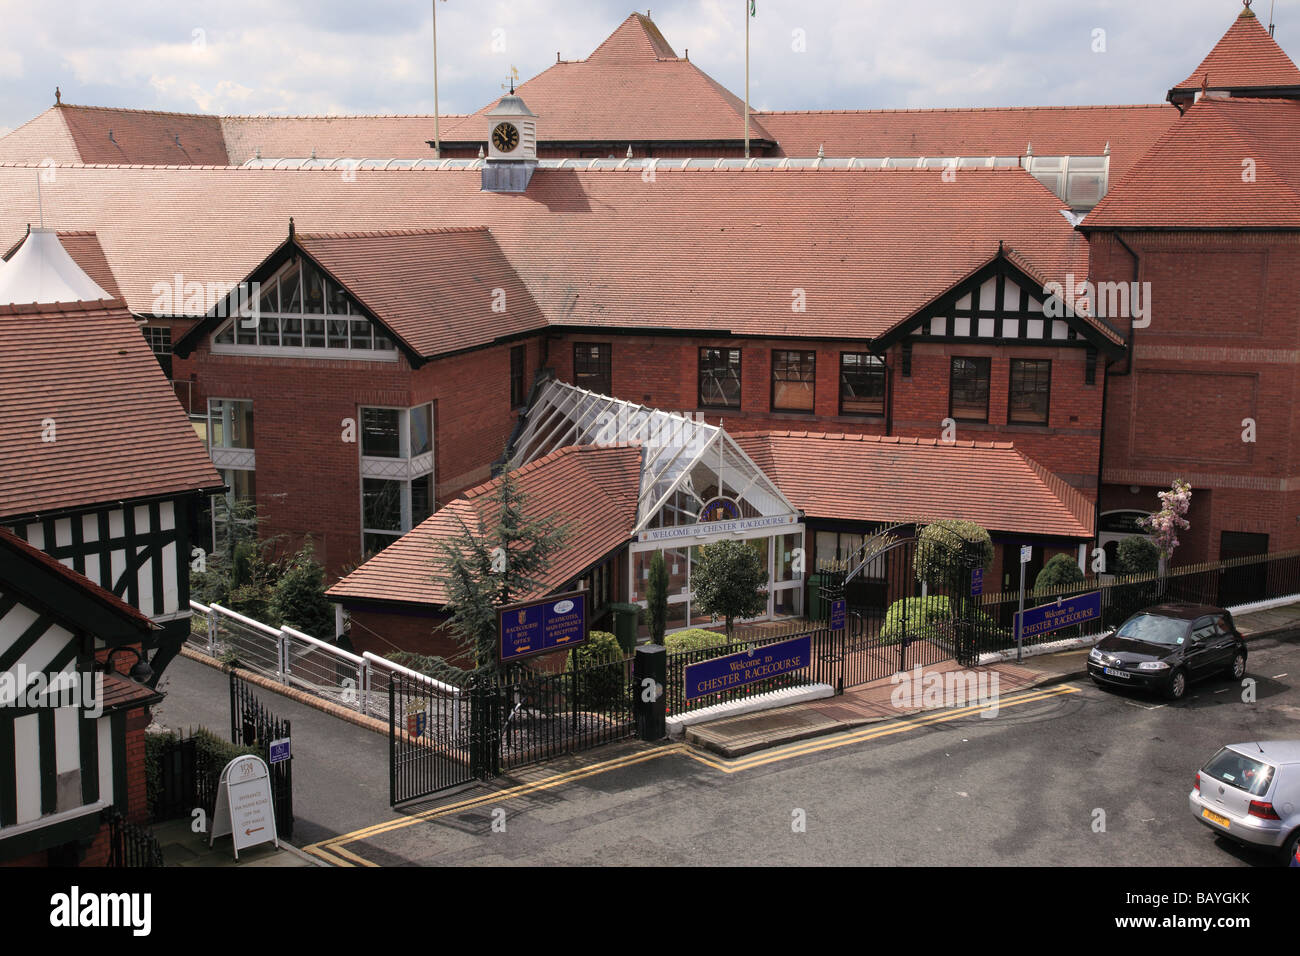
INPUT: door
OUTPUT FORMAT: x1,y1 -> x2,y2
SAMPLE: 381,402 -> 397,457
1185,616 -> 1219,678
1219,532 -> 1268,606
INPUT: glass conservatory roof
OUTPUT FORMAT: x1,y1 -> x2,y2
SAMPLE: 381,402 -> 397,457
510,379 -> 799,536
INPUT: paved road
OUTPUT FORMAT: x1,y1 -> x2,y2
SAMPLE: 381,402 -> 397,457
305,631 -> 1299,867
152,654 -> 390,848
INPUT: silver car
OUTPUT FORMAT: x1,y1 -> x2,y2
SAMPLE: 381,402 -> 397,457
1189,741 -> 1300,863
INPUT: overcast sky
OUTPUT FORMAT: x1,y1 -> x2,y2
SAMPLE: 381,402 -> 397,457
0,0 -> 1294,135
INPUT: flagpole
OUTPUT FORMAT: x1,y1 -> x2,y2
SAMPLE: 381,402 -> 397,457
745,0 -> 751,158
432,0 -> 442,159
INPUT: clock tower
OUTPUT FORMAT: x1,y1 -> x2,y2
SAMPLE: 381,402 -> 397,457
482,90 -> 539,193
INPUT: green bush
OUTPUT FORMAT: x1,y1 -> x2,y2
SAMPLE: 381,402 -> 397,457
146,728 -> 260,822
690,540 -> 767,637
664,628 -> 730,653
1034,553 -> 1085,592
1116,536 -> 1160,576
880,595 -> 1006,647
567,630 -> 626,710
270,540 -> 333,638
914,520 -> 994,589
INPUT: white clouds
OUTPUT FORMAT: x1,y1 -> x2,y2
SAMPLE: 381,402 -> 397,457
0,0 -> 1293,129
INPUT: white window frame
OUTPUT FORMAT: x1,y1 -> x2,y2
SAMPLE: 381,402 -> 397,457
358,404 -> 435,553
211,260 -> 400,363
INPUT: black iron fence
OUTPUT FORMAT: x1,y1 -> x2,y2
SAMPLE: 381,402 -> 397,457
229,674 -> 294,839
107,807 -> 164,867
976,549 -> 1300,655
388,652 -> 639,805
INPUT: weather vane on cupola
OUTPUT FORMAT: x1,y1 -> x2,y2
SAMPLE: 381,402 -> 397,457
500,66 -> 521,94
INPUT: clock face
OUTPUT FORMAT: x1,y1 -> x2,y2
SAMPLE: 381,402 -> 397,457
491,122 -> 520,153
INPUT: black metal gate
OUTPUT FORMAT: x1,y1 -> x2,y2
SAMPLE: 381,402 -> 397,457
229,674 -> 295,839
389,670 -> 474,805
387,656 -> 637,806
820,522 -> 981,689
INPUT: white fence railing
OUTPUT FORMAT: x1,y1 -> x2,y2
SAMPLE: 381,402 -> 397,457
189,600 -> 463,721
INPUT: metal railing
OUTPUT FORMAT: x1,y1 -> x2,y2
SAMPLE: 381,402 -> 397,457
189,600 -> 464,724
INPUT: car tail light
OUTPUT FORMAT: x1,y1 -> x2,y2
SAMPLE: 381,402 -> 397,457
1194,773 -> 1200,792
1248,801 -> 1281,820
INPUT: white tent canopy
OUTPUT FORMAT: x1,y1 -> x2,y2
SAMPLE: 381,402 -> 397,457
511,379 -> 799,535
0,229 -> 111,306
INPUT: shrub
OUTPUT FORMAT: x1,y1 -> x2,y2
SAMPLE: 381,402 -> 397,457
1034,553 -> 1085,592
664,628 -> 731,654
1116,536 -> 1160,577
270,540 -> 333,639
145,728 -> 260,821
914,520 -> 993,590
567,630 -> 626,709
880,595 -> 1005,647
646,551 -> 669,645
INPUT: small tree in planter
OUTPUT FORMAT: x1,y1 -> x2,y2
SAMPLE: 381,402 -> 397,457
646,551 -> 669,645
691,540 -> 767,639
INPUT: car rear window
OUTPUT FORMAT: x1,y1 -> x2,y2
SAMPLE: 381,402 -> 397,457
1116,613 -> 1188,645
1201,748 -> 1276,796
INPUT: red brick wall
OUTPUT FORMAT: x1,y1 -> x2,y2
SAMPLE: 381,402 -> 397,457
347,605 -> 469,665
550,332 -> 1103,494
190,335 -> 542,581
1090,231 -> 1300,560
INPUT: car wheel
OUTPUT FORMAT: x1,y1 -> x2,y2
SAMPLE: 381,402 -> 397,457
1224,651 -> 1246,680
1165,668 -> 1188,701
1283,829 -> 1300,867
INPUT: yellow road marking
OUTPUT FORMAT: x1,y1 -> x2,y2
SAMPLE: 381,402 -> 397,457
308,683 -> 1078,864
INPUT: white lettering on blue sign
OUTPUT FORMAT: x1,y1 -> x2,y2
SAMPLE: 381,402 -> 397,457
638,514 -> 797,543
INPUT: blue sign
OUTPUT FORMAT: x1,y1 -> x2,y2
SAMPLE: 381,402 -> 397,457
499,592 -> 588,663
1015,590 -> 1102,640
684,635 -> 812,701
830,598 -> 846,632
970,568 -> 983,596
269,737 -> 291,764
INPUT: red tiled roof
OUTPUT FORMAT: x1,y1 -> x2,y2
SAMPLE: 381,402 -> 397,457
732,431 -> 1095,538
0,164 -> 1090,347
100,671 -> 164,711
0,527 -> 155,630
0,299 -> 223,518
0,108 -> 82,164
296,227 -> 548,358
57,104 -> 230,166
328,444 -> 642,607
759,105 -> 1177,179
52,232 -> 124,300
220,114 -> 468,165
1171,8 -> 1300,95
468,14 -> 774,144
1085,97 -> 1300,229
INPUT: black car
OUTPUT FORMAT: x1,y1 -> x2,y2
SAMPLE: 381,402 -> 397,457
1087,603 -> 1247,701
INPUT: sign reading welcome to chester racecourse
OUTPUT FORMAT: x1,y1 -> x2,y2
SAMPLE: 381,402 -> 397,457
684,635 -> 812,701
1014,590 -> 1103,641
498,591 -> 587,663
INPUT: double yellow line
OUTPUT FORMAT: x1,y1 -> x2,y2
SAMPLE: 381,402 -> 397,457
303,683 -> 1078,866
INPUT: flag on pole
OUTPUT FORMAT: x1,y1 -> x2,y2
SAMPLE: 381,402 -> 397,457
750,0 -> 756,15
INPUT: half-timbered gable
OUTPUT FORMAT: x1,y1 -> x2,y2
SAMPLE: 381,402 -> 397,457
0,529 -> 159,864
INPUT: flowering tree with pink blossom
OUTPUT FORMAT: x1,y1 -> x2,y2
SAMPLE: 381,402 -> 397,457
1138,479 -> 1192,573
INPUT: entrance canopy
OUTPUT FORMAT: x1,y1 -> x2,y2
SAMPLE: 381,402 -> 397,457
511,379 -> 800,538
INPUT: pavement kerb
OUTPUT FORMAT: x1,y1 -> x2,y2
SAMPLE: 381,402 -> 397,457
178,645 -> 390,739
